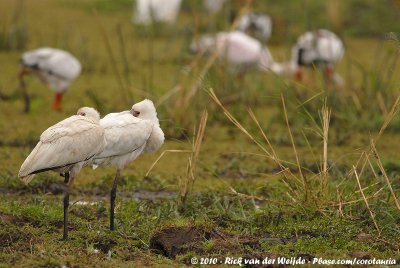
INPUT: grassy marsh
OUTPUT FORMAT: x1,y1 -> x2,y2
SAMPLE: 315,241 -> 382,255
0,0 -> 400,266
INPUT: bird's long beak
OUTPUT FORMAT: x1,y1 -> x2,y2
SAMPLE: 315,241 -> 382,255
130,109 -> 140,117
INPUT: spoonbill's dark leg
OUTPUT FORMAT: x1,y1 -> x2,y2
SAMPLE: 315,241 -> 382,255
110,170 -> 121,231
63,172 -> 70,240
18,69 -> 30,113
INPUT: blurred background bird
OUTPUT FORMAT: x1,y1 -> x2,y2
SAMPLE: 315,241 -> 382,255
236,12 -> 272,43
190,31 -> 275,82
270,29 -> 344,85
133,0 -> 182,25
19,47 -> 81,112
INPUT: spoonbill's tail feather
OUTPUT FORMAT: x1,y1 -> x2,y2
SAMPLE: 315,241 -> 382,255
20,174 -> 35,184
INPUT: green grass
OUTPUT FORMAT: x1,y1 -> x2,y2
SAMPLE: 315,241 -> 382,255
0,0 -> 400,266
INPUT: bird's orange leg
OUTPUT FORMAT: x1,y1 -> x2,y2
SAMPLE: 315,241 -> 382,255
325,66 -> 333,85
295,68 -> 303,81
52,93 -> 63,111
110,169 -> 121,231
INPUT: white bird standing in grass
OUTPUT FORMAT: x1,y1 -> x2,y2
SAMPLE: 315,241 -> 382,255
18,107 -> 105,240
236,12 -> 272,42
270,29 -> 344,85
190,31 -> 274,74
133,0 -> 182,25
19,47 -> 81,112
92,99 -> 164,231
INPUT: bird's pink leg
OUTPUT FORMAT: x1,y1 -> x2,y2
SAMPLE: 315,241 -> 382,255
63,172 -> 70,240
110,169 -> 121,231
52,93 -> 63,111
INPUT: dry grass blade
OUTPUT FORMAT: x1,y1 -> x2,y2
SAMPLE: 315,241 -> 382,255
145,149 -> 192,177
208,88 -> 269,155
355,95 -> 400,178
330,187 -> 384,207
247,108 -> 303,187
180,110 -> 208,209
208,88 -> 304,200
169,1 -> 254,133
370,141 -> 400,211
281,94 -> 307,200
336,188 -> 344,217
366,153 -> 379,179
94,11 -> 131,106
376,92 -> 388,116
157,85 -> 183,106
321,106 -> 331,177
353,166 -> 381,235
320,104 -> 331,198
228,186 -> 285,206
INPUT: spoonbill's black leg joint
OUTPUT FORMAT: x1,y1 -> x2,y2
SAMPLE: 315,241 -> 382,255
63,172 -> 70,240
110,170 -> 120,231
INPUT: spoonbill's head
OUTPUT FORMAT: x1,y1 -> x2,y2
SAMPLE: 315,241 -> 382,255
130,99 -> 158,122
77,107 -> 101,121
190,35 -> 215,54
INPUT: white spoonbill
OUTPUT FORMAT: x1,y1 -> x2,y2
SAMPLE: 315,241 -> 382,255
92,99 -> 164,231
190,31 -> 274,73
19,47 -> 81,112
271,29 -> 344,85
19,107 -> 105,240
237,12 -> 272,42
133,0 -> 182,25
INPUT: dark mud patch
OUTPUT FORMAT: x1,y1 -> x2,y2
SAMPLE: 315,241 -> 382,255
0,181 -> 66,195
2,184 -> 177,203
0,211 -> 76,232
0,231 -> 30,248
0,217 -> 37,249
150,226 -> 264,260
150,226 -> 215,258
148,226 -> 319,266
124,190 -> 177,201
0,212 -> 29,225
71,203 -> 107,220
89,236 -> 118,253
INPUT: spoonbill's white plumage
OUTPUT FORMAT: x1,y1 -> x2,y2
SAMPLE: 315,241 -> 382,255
271,29 -> 344,85
237,12 -> 272,42
92,99 -> 164,230
191,31 -> 274,72
19,107 -> 105,239
19,47 -> 81,112
133,0 -> 182,25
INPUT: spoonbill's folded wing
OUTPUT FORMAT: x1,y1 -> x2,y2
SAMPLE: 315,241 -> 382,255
95,112 -> 153,160
19,115 -> 104,181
